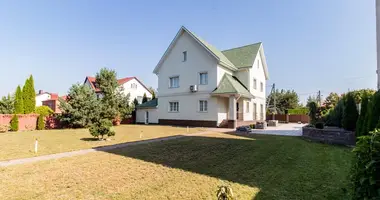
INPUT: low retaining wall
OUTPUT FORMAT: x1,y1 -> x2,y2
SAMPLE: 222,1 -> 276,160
302,126 -> 355,146
0,114 -> 39,131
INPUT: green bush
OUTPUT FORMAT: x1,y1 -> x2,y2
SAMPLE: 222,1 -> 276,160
249,124 -> 255,129
350,129 -> 380,199
10,114 -> 19,131
342,93 -> 358,131
89,119 -> 115,139
287,108 -> 309,115
35,106 -> 53,117
315,122 -> 324,129
37,115 -> 45,130
367,91 -> 380,132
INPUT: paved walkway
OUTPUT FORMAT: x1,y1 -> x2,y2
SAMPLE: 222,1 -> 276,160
0,131 -> 211,167
209,123 -> 304,136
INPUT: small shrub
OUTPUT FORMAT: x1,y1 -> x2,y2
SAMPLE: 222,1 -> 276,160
315,122 -> 324,129
10,114 -> 19,131
37,115 -> 45,130
0,124 -> 9,133
249,124 -> 255,129
350,129 -> 380,199
307,102 -> 318,125
89,119 -> 115,139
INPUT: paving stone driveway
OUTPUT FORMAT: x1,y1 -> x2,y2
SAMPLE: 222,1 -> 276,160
208,123 -> 305,136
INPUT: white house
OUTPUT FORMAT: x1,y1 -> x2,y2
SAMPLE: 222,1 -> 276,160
35,90 -> 58,107
84,76 -> 152,103
139,26 -> 269,128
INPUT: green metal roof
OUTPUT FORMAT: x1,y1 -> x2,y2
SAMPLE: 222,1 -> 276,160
221,43 -> 262,68
211,74 -> 254,98
136,98 -> 158,109
187,29 -> 237,70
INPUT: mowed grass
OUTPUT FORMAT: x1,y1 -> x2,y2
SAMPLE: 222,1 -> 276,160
0,132 -> 352,200
0,125 -> 203,161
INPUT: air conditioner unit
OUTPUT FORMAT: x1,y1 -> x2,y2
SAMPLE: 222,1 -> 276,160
190,85 -> 198,92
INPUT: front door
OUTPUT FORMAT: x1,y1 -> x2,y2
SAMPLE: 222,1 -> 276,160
145,111 -> 149,124
236,102 -> 239,120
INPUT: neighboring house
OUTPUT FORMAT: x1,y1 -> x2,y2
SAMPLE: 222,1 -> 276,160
151,26 -> 269,128
136,98 -> 158,124
84,76 -> 152,103
42,95 -> 67,114
35,90 -> 58,107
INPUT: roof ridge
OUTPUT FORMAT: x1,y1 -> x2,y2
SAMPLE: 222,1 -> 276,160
222,42 -> 262,52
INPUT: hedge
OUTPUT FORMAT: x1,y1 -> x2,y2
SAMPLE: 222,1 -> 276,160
287,108 -> 309,115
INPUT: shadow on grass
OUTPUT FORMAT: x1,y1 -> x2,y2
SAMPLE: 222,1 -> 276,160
96,132 -> 351,200
80,138 -> 99,141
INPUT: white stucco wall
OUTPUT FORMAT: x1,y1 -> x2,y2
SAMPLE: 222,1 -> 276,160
156,31 -> 219,122
136,108 -> 159,124
121,78 -> 152,104
217,97 -> 229,124
250,52 -> 267,121
35,93 -> 51,107
231,51 -> 267,121
217,64 -> 233,84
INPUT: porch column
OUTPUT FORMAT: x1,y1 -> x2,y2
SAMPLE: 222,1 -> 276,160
228,95 -> 237,128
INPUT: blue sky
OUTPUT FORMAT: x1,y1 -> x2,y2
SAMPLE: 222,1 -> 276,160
0,0 -> 376,103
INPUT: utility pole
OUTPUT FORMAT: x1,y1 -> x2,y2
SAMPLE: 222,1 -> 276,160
266,83 -> 277,119
273,83 -> 276,112
317,90 -> 322,106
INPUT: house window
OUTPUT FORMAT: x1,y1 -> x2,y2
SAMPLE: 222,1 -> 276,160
131,83 -> 137,89
260,104 -> 264,120
199,100 -> 208,112
169,76 -> 179,88
137,96 -> 143,103
257,59 -> 260,68
183,51 -> 187,62
169,101 -> 179,112
253,78 -> 257,90
246,102 -> 250,113
253,103 -> 257,120
260,82 -> 263,92
199,72 -> 208,85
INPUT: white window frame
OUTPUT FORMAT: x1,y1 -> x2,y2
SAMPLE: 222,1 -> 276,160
246,102 -> 250,113
183,51 -> 187,62
169,76 -> 179,88
253,78 -> 257,90
198,100 -> 208,112
168,101 -> 179,112
199,72 -> 208,85
260,82 -> 263,92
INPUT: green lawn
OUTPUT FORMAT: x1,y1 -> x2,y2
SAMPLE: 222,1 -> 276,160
0,132 -> 352,200
0,125 -> 203,161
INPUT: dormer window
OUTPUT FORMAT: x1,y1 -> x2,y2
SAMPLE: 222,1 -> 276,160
183,51 -> 187,62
